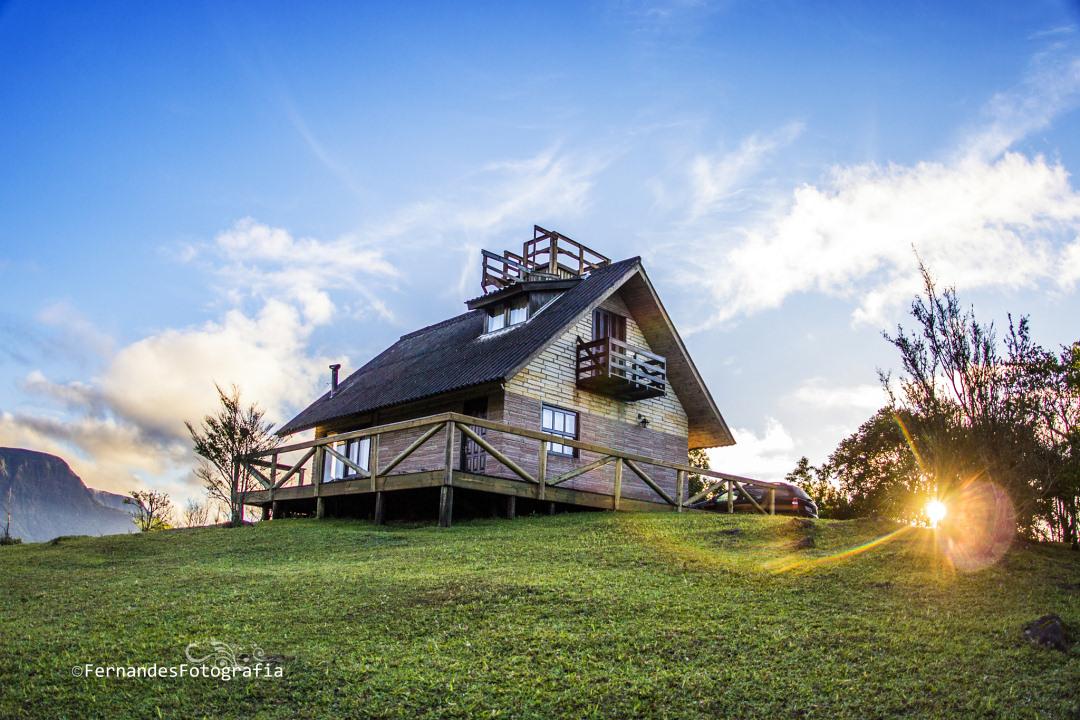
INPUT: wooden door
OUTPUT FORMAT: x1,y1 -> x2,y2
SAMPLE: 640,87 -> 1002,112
460,397 -> 488,473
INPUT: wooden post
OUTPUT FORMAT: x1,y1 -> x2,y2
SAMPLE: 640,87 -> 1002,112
505,495 -> 516,519
260,505 -> 269,521
271,500 -> 279,519
548,501 -> 556,515
727,479 -> 733,514
316,496 -> 325,519
613,457 -> 623,511
312,444 -> 326,489
439,422 -> 455,528
536,440 -> 547,501
676,469 -> 686,513
369,433 -> 380,492
769,488 -> 775,515
230,457 -> 241,526
374,491 -> 385,525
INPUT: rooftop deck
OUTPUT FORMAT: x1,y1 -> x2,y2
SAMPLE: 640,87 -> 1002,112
481,226 -> 611,293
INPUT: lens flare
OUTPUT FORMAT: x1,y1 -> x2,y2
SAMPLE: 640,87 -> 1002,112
925,499 -> 947,527
936,481 -> 1015,573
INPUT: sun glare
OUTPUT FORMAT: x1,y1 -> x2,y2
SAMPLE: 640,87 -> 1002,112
925,499 -> 947,527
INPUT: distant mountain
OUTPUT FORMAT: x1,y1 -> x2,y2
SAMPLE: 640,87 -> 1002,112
0,448 -> 137,543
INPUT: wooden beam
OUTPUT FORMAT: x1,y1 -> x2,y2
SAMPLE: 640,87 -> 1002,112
245,463 -> 273,490
546,455 -> 615,486
727,479 -> 733,514
686,479 -> 725,507
324,443 -> 370,480
368,433 -> 379,492
624,459 -> 676,506
439,421 -> 455,528
275,447 -> 316,490
380,422 -> 445,476
676,469 -> 685,513
316,496 -> 325,519
373,492 -> 385,525
613,458 -> 623,511
536,440 -> 547,500
457,423 -> 536,484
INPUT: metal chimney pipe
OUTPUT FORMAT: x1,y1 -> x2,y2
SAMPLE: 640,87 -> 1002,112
329,364 -> 341,398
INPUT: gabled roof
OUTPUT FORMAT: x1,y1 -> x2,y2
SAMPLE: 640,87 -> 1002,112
278,257 -> 735,449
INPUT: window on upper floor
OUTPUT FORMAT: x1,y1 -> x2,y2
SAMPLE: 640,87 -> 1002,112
485,296 -> 530,334
542,404 -> 578,457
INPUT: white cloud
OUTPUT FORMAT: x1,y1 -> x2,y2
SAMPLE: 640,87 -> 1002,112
688,152 -> 1080,329
790,378 -> 886,411
678,45 -> 1080,331
706,417 -> 798,481
688,122 -> 804,219
213,218 -> 399,325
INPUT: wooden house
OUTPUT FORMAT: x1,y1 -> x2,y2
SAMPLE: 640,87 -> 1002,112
238,227 -> 771,525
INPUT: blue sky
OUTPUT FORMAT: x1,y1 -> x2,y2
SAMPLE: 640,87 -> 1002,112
3,0 -> 1080,502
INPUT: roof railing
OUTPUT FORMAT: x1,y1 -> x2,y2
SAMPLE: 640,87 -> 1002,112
480,226 -> 611,293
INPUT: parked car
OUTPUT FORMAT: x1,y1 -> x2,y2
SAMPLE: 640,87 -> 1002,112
692,480 -> 818,518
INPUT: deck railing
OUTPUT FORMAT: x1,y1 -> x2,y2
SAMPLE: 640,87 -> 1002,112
523,225 -> 610,278
576,336 -> 667,400
235,412 -> 779,526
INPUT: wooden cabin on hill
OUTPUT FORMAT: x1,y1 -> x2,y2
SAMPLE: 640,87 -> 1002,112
238,226 -> 772,525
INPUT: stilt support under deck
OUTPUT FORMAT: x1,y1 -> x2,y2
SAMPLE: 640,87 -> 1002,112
505,495 -> 516,519
374,491 -> 385,525
316,496 -> 325,519
438,486 -> 453,527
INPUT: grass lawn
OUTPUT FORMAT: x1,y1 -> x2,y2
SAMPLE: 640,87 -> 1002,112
1,512 -> 1078,719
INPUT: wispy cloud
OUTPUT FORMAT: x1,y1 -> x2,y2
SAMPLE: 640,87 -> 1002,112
688,122 -> 804,220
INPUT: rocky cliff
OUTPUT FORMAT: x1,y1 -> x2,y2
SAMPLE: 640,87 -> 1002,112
0,448 -> 136,543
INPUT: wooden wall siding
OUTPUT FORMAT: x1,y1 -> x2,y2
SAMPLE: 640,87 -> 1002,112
485,391 -> 685,502
504,290 -> 690,437
314,392 -> 504,479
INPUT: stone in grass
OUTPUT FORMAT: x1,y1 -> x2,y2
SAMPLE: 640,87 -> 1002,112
790,535 -> 815,550
1022,614 -> 1070,652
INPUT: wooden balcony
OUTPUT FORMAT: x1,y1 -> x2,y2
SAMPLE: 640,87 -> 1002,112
236,412 -> 777,527
576,336 -> 666,401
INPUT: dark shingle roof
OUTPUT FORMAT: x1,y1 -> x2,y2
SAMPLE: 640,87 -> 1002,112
277,257 -> 640,435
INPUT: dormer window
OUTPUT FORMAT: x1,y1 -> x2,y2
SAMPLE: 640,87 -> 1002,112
485,296 -> 529,334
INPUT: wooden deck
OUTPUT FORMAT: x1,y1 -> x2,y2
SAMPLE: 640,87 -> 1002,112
236,412 -> 779,526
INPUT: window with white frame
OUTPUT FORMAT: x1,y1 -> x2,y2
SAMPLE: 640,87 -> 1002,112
542,405 -> 577,457
322,436 -> 371,482
485,296 -> 530,334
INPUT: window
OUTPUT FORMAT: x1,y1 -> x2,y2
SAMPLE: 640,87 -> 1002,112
486,306 -> 506,333
542,405 -> 577,457
484,297 -> 530,334
323,436 -> 370,482
508,297 -> 528,325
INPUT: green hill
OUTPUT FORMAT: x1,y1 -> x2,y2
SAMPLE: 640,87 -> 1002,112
1,513 -> 1077,719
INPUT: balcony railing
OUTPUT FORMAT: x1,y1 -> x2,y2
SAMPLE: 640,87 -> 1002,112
235,412 -> 778,527
576,336 -> 666,401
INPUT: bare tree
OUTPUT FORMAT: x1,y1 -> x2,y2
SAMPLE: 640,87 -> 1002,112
182,498 -> 210,528
186,384 -> 279,526
127,490 -> 174,532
